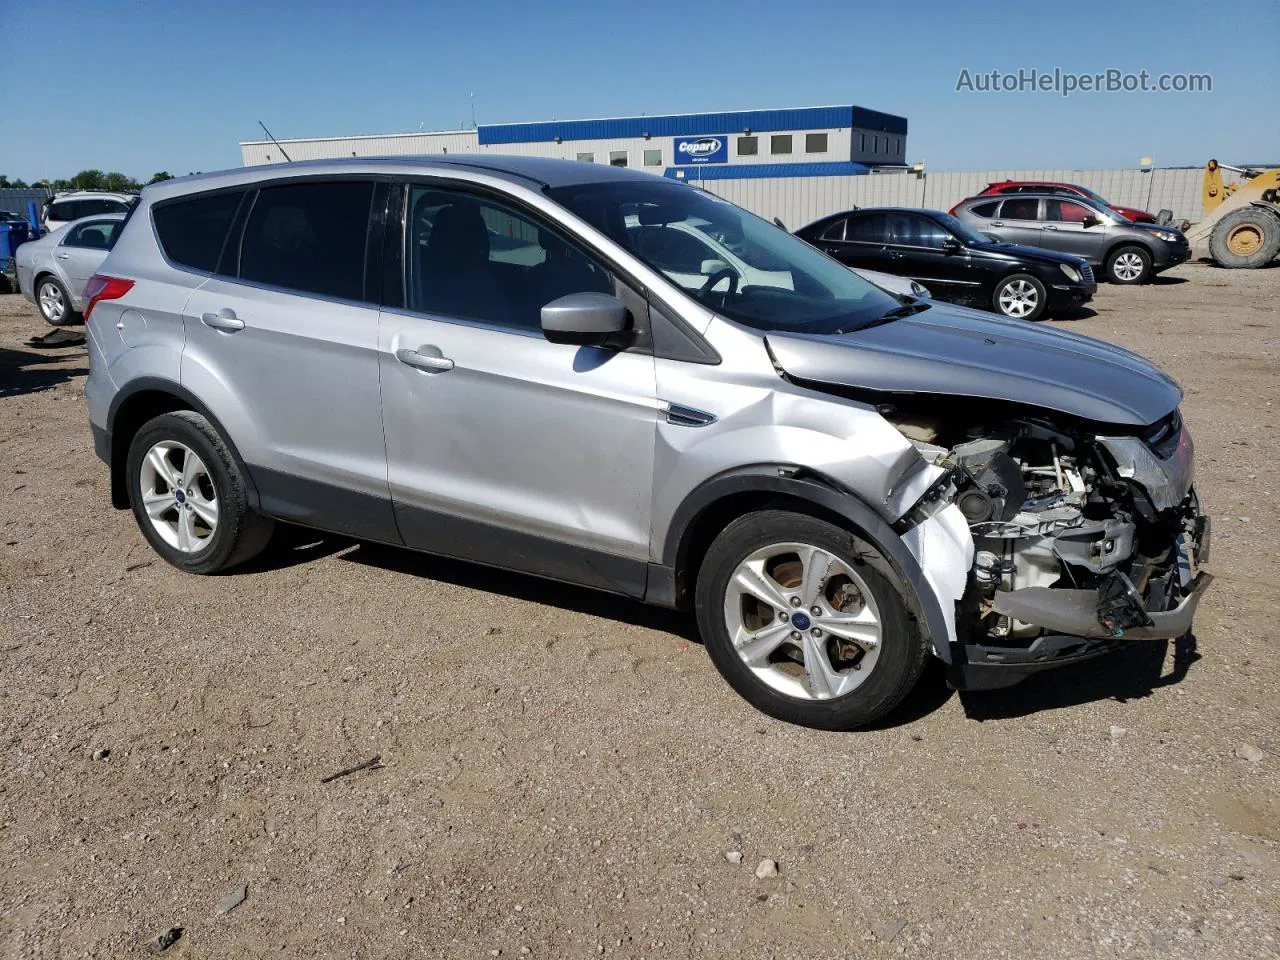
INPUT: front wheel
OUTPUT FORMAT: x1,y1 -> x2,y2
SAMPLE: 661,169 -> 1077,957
126,411 -> 274,574
694,510 -> 925,730
1106,245 -> 1152,284
992,273 -> 1047,321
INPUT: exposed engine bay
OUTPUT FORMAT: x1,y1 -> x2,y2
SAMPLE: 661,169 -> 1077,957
885,402 -> 1211,676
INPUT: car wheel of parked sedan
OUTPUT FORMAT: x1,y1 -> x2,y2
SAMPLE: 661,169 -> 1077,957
992,273 -> 1047,321
1106,245 -> 1152,284
695,510 -> 924,730
126,411 -> 275,574
36,276 -> 76,326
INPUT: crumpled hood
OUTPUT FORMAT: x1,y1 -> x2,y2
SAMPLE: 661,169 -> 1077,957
766,303 -> 1182,427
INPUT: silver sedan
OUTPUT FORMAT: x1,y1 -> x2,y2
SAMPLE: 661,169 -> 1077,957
16,213 -> 126,326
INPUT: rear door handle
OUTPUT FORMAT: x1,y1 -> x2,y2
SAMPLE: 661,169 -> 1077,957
200,310 -> 245,332
55,252 -> 70,260
396,347 -> 454,373
1044,225 -> 1059,231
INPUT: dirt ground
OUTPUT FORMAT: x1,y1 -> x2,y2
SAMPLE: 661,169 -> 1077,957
1,262 -> 1277,960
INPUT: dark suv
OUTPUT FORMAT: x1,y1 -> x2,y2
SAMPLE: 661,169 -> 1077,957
952,194 -> 1190,284
797,207 -> 1096,321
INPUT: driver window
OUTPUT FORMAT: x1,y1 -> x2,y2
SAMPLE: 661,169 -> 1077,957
406,186 -> 613,330
1046,200 -> 1094,223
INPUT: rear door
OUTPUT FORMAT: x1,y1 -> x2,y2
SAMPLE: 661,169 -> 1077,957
377,181 -> 658,594
991,197 -> 1043,246
180,178 -> 398,542
56,219 -> 120,300
835,212 -> 890,272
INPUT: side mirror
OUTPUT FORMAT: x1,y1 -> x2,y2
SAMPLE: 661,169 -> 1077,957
700,258 -> 730,276
941,237 -> 962,254
541,292 -> 629,346
1081,215 -> 1101,228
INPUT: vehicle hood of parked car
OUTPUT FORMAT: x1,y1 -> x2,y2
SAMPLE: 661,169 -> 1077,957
1111,205 -> 1157,223
967,238 -> 1091,269
765,302 -> 1181,427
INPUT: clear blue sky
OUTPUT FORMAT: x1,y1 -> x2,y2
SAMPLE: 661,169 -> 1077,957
1,0 -> 1276,182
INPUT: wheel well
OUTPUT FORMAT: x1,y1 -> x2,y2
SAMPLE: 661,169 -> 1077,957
672,491 -> 861,610
1104,240 -> 1151,263
107,390 -> 191,508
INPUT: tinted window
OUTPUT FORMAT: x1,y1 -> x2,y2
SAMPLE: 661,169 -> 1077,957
805,133 -> 828,153
48,200 -> 82,221
63,220 -> 121,250
846,213 -> 887,243
968,201 -> 1000,219
1000,198 -> 1040,221
1046,200 -> 1095,223
770,135 -> 793,155
886,213 -> 949,248
407,186 -> 613,331
819,218 -> 847,242
153,190 -> 245,273
738,136 -> 758,156
239,181 -> 374,300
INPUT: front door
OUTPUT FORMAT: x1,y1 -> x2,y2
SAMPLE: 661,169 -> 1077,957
1043,199 -> 1106,262
883,212 -> 980,297
181,179 -> 397,542
378,183 -> 658,596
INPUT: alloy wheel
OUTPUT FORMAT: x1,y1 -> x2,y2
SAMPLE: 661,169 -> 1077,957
38,281 -> 66,323
722,542 -> 883,700
1113,251 -> 1146,281
138,441 -> 219,553
997,278 -> 1039,318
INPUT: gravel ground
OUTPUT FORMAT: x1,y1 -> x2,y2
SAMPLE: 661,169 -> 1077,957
1,262 -> 1277,959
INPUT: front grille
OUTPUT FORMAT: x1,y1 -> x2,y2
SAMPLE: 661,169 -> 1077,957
1080,262 -> 1095,284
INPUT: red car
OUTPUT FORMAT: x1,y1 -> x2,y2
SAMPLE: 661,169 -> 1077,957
959,181 -> 1157,224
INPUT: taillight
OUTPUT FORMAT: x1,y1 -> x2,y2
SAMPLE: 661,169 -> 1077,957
83,275 -> 134,321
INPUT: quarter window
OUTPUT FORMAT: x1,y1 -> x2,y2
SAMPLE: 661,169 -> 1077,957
819,218 -> 846,242
239,180 -> 374,300
805,133 -> 828,153
770,135 -> 793,155
737,136 -> 758,156
643,149 -> 663,167
405,186 -> 613,331
968,200 -> 1000,219
62,220 -> 120,250
153,190 -> 245,273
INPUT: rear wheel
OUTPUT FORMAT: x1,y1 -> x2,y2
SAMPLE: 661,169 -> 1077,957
126,411 -> 274,574
36,276 -> 76,326
992,273 -> 1047,321
1106,245 -> 1152,284
1209,207 -> 1280,268
695,510 -> 925,730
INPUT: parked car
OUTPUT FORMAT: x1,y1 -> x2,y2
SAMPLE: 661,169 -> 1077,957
796,207 -> 1094,321
952,194 -> 1190,284
15,213 -> 126,324
83,157 -> 1209,730
42,191 -> 137,234
964,181 -> 1157,224
0,209 -> 36,242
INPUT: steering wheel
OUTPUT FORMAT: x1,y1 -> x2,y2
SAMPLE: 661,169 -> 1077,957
699,267 -> 740,302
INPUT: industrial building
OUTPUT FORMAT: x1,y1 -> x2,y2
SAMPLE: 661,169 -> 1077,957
239,104 -> 910,180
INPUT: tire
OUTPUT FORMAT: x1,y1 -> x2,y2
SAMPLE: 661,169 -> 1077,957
125,411 -> 274,574
1209,206 -> 1280,268
694,510 -> 926,730
1105,245 -> 1152,284
36,275 -> 77,326
991,273 -> 1048,321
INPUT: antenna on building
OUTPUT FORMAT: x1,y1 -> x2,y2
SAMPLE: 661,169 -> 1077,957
470,92 -> 477,129
257,121 -> 293,162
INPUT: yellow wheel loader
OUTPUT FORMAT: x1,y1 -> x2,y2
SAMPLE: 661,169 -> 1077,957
1185,160 -> 1280,268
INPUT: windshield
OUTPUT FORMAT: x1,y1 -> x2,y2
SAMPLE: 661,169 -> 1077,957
547,179 -> 904,335
1075,185 -> 1110,205
935,212 -> 990,246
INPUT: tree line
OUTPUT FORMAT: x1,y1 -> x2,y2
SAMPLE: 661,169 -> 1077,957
0,170 -> 180,192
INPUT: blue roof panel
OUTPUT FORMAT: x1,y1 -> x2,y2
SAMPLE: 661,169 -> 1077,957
662,161 -> 872,181
478,106 -> 872,146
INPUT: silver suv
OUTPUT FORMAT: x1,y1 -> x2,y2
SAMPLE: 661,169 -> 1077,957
84,158 -> 1210,729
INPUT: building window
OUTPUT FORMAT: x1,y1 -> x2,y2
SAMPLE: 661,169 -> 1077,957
576,152 -> 594,163
805,133 -> 828,154
858,133 -> 866,153
737,136 -> 758,156
873,135 -> 880,154
770,134 -> 793,155
609,151 -> 628,167
643,149 -> 662,167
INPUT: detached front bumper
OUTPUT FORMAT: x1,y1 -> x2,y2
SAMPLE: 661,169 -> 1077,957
948,491 -> 1211,691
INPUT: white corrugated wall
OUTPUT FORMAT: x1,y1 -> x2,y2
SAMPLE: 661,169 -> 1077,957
701,168 -> 1205,226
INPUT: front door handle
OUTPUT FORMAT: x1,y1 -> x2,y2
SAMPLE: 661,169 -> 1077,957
991,221 -> 1005,227
1044,225 -> 1059,231
201,310 -> 245,333
396,347 -> 454,373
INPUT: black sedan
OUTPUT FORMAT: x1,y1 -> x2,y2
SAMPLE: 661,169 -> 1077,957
796,208 -> 1096,321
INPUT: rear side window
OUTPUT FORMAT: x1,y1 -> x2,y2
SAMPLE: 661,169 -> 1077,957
968,201 -> 1000,219
239,181 -> 375,301
153,190 -> 244,272
63,220 -> 121,250
48,200 -> 82,221
999,198 -> 1040,221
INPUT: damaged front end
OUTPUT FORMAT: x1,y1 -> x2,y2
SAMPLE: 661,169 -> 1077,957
887,403 -> 1211,690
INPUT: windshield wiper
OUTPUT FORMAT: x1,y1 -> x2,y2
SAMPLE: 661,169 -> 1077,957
839,300 -> 930,333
